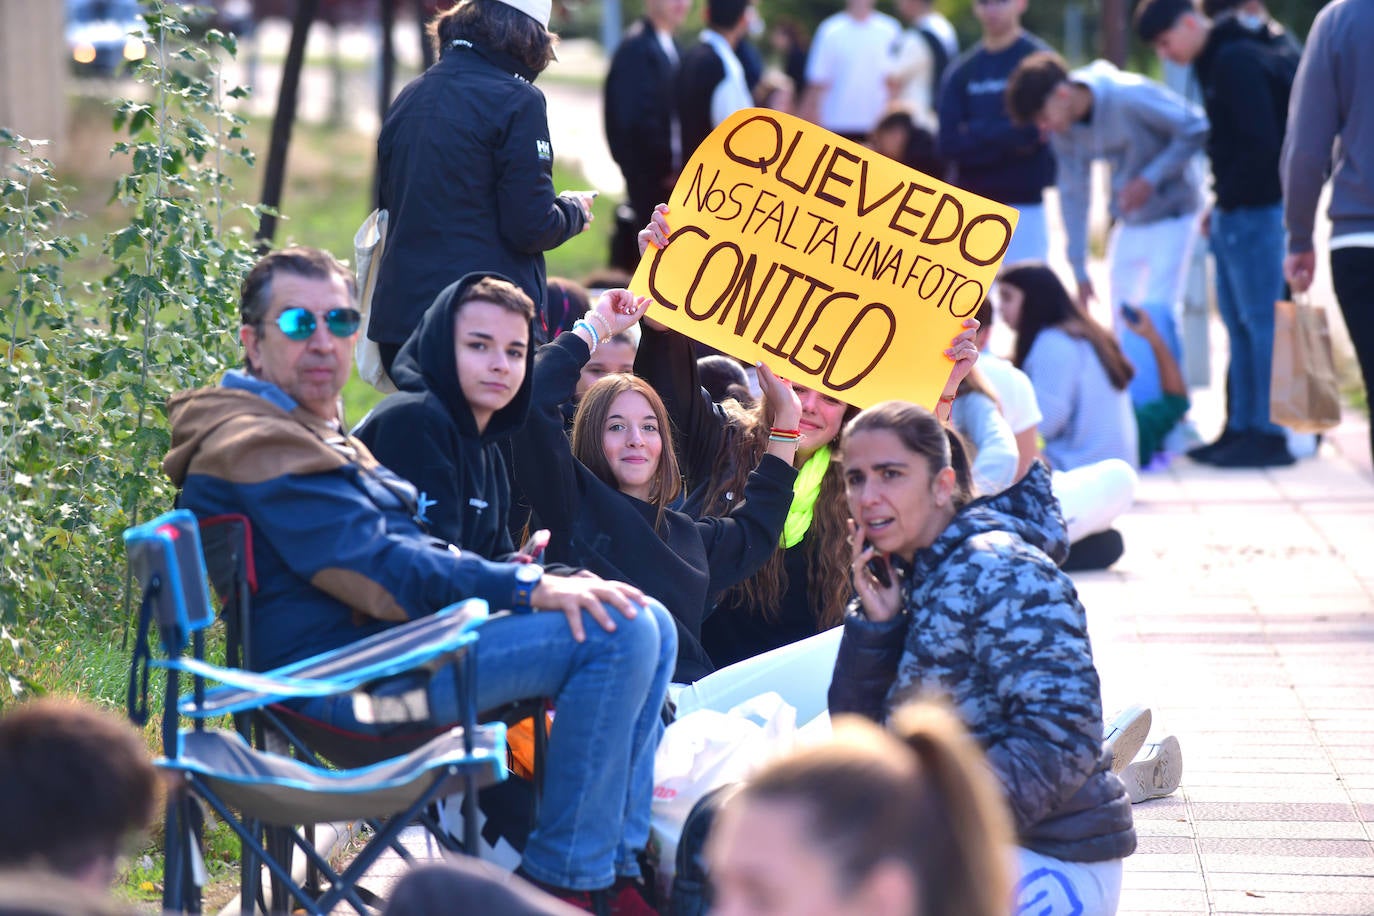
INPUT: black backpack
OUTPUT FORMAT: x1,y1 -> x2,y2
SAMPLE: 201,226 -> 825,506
668,784 -> 740,916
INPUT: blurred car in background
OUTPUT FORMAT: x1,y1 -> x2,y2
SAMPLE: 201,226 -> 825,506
66,0 -> 147,76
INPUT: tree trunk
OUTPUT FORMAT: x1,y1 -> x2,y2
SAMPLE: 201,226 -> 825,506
374,0 -> 397,209
415,0 -> 435,70
1101,0 -> 1128,67
257,0 -> 320,246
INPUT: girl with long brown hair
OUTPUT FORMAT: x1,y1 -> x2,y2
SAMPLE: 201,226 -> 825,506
512,289 -> 805,684
995,263 -> 1140,568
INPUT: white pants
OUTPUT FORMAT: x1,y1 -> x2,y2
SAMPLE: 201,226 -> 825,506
1015,848 -> 1124,916
1051,460 -> 1137,543
671,626 -> 843,727
1107,212 -> 1199,314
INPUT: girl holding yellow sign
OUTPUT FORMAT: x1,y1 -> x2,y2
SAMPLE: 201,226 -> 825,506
633,205 -> 979,677
512,289 -> 807,685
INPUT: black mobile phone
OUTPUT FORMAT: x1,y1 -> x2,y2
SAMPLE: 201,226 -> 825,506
864,542 -> 892,588
1120,303 -> 1142,324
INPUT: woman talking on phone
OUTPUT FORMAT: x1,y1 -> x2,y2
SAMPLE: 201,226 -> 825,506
831,401 -> 1136,914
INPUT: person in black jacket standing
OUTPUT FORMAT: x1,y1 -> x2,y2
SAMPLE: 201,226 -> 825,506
369,0 -> 595,374
604,0 -> 691,267
1136,0 -> 1301,468
676,0 -> 756,162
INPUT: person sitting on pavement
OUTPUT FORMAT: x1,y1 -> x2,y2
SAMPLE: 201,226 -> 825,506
970,298 -> 1042,482
0,696 -> 157,892
354,273 -> 538,556
946,366 -> 1019,498
162,246 -> 674,914
708,703 -> 1014,916
995,262 -> 1139,570
512,289 -> 802,683
867,106 -> 947,179
1121,305 -> 1192,469
830,400 -> 1137,912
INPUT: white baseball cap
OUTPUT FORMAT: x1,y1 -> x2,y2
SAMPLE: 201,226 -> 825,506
494,0 -> 552,28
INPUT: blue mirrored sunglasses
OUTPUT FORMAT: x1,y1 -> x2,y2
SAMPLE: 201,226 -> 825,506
272,307 -> 362,341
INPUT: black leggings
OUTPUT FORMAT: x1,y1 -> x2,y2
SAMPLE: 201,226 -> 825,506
1331,246 -> 1374,466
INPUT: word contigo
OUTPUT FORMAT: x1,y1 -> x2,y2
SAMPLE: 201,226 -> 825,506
646,225 -> 905,391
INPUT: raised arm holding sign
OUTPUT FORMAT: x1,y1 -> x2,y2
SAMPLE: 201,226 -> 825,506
630,108 -> 1017,411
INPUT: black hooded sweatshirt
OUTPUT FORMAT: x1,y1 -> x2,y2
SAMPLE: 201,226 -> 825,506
514,333 -> 798,683
354,272 -> 531,560
1193,15 -> 1300,210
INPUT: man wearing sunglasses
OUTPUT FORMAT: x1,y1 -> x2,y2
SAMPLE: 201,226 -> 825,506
163,247 -> 677,912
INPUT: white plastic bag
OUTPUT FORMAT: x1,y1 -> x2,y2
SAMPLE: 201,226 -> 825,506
353,208 -> 396,393
650,692 -> 797,894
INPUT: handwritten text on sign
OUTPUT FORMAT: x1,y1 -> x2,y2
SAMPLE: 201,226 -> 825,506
630,109 -> 1019,409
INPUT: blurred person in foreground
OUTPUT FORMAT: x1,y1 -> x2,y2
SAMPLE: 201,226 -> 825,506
709,702 -> 1013,916
0,696 -> 157,894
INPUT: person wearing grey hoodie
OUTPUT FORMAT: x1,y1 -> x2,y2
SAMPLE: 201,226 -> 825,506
1006,52 -> 1207,360
1281,0 -> 1374,467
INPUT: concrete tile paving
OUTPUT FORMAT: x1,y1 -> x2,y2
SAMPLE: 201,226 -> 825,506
332,379 -> 1374,916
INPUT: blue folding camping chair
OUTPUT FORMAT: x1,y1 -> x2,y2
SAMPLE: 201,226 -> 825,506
125,509 -> 507,914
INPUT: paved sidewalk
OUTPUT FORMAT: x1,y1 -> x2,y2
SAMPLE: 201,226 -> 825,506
343,406 -> 1374,916
1081,402 -> 1374,914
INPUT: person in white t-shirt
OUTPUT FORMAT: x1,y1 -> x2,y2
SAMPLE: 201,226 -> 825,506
884,0 -> 959,130
801,0 -> 900,140
676,0 -> 756,158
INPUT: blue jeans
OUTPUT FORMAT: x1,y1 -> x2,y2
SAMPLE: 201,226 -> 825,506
298,600 -> 677,891
1210,204 -> 1286,435
1004,202 -> 1049,266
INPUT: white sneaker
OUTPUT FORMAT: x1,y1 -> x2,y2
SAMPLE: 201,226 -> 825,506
1103,704 -> 1151,775
1121,735 -> 1183,803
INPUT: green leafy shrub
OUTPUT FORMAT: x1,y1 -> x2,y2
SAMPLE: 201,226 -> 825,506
0,3 -> 261,703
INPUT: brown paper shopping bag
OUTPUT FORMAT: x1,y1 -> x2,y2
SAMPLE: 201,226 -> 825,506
1271,298 -> 1341,433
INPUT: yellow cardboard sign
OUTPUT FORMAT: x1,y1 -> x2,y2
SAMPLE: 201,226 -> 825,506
630,108 -> 1019,410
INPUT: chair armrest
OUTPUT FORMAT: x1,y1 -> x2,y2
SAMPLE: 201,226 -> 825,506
177,599 -> 490,718
166,657 -> 362,716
